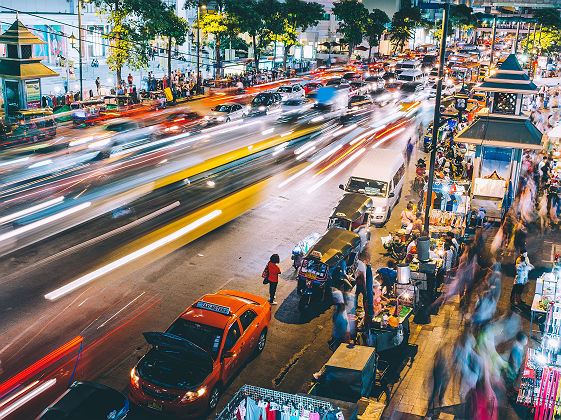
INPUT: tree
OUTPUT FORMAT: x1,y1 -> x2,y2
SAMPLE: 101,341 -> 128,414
521,9 -> 561,54
186,0 -> 234,78
92,0 -> 154,84
332,0 -> 369,58
364,9 -> 389,63
147,5 -> 189,87
533,8 -> 561,29
278,0 -> 324,71
389,6 -> 422,52
226,0 -> 284,71
449,4 -> 477,42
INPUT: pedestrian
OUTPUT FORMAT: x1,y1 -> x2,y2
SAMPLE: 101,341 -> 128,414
263,254 -> 281,305
510,250 -> 534,306
406,137 -> 414,165
127,73 -> 133,86
426,347 -> 450,419
95,77 -> 101,95
376,260 -> 397,290
354,250 -> 368,311
400,202 -> 415,228
502,331 -> 528,396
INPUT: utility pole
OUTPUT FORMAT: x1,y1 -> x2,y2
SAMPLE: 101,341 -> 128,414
513,19 -> 520,54
489,14 -> 497,68
421,2 -> 450,235
196,4 -> 201,95
78,0 -> 84,100
525,21 -> 532,55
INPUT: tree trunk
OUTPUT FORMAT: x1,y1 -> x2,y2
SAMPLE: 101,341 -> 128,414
368,45 -> 372,64
348,43 -> 353,60
252,35 -> 259,71
215,38 -> 221,79
116,66 -> 122,89
167,36 -> 172,91
283,45 -> 289,72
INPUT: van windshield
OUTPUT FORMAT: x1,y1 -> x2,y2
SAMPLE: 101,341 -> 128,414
346,177 -> 387,197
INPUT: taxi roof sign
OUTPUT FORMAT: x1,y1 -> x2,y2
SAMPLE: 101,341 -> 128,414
195,300 -> 231,315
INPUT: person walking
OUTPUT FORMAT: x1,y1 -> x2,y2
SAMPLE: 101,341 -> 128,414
95,77 -> 101,96
510,250 -> 534,306
354,250 -> 368,311
127,73 -> 133,86
263,254 -> 281,305
426,347 -> 450,419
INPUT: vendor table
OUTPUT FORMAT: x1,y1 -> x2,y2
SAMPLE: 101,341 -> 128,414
531,294 -> 547,339
365,306 -> 413,352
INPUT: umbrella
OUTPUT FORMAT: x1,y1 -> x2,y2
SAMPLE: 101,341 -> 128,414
547,124 -> 561,139
354,45 -> 368,51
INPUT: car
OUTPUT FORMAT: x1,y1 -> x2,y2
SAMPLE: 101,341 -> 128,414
247,92 -> 282,117
129,290 -> 271,419
154,111 -> 202,136
84,119 -> 142,151
342,72 -> 362,82
325,78 -> 343,87
37,381 -> 129,420
364,76 -> 385,92
281,98 -> 314,114
276,84 -> 305,100
350,81 -> 369,95
204,103 -> 247,123
401,81 -> 425,93
348,95 -> 374,108
303,82 -> 323,94
428,82 -> 458,98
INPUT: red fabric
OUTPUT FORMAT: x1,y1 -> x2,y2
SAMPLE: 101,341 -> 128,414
267,262 -> 280,283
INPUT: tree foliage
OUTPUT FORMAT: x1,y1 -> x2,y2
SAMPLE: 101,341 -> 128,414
332,0 -> 369,57
389,6 -> 423,52
533,8 -> 561,29
364,9 -> 389,62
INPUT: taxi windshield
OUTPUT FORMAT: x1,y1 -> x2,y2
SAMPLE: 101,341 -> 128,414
278,86 -> 292,93
166,318 -> 223,358
347,177 -> 387,197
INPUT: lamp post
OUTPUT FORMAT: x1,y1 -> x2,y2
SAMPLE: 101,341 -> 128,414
420,1 -> 450,235
196,3 -> 206,95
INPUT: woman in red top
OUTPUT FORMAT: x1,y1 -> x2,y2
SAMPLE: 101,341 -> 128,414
267,254 -> 281,305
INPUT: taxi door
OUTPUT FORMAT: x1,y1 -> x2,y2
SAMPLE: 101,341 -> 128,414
238,309 -> 259,355
220,319 -> 245,384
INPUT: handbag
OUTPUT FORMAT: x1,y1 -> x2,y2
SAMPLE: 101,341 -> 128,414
262,264 -> 269,284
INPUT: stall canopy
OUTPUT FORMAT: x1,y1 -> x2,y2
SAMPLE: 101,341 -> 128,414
547,124 -> 561,140
455,115 -> 543,150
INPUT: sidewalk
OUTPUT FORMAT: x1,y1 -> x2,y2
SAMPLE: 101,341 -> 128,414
380,224 -> 561,419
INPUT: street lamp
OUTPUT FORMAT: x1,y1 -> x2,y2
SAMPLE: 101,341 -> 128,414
196,3 -> 206,95
420,1 -> 450,235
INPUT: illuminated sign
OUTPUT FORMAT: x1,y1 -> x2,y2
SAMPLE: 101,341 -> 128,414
195,300 -> 230,315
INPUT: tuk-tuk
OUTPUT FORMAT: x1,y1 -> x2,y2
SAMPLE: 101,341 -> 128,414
102,95 -> 136,114
328,193 -> 372,250
297,228 -> 362,310
70,99 -> 105,126
7,108 -> 57,144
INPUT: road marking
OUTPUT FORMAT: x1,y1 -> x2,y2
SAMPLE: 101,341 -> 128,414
97,292 -> 145,329
44,209 -> 222,300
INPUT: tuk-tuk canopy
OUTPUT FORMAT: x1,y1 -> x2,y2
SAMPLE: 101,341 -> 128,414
305,228 -> 361,266
329,193 -> 373,222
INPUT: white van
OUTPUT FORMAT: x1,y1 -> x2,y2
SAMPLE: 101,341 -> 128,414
396,69 -> 425,84
340,149 -> 406,225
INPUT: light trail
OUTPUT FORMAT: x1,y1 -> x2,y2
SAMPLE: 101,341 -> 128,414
309,148 -> 366,192
314,136 -> 369,176
0,202 -> 91,243
0,157 -> 29,168
0,379 -> 56,418
44,209 -> 222,300
278,144 -> 343,188
0,197 -> 64,224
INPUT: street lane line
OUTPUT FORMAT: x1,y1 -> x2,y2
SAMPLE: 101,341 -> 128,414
44,209 -> 222,301
0,202 -> 91,243
97,292 -> 146,329
0,197 -> 64,224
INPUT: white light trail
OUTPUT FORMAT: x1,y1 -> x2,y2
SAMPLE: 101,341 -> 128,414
44,209 -> 222,300
0,202 -> 91,243
331,123 -> 357,137
28,159 -> 52,169
372,127 -> 406,149
0,379 -> 56,418
0,157 -> 29,168
261,128 -> 274,135
278,144 -> 343,188
0,197 -> 64,225
309,148 -> 366,192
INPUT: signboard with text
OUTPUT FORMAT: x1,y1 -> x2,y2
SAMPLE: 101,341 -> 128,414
25,80 -> 41,109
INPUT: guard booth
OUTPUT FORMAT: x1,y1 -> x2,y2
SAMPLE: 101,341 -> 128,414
455,54 -> 543,221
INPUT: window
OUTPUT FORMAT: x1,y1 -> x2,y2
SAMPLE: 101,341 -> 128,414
493,92 -> 516,115
224,321 -> 241,352
239,310 -> 257,330
166,319 -> 223,357
393,164 -> 405,188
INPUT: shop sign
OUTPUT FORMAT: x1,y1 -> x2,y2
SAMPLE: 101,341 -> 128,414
25,80 -> 41,109
455,94 -> 468,111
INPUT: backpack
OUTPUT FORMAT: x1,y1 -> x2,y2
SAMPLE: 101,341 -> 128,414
262,263 -> 269,284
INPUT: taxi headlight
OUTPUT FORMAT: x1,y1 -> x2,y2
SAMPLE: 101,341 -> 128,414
203,116 -> 210,120
258,106 -> 266,111
130,368 -> 140,389
375,206 -> 387,214
181,387 -> 207,403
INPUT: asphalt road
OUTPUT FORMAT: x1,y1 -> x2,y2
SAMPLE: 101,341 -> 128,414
0,92 -> 435,419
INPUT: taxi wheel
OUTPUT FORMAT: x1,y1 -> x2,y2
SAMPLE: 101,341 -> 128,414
255,328 -> 268,355
208,386 -> 221,410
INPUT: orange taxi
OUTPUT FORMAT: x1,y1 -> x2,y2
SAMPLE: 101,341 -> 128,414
129,290 -> 271,418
